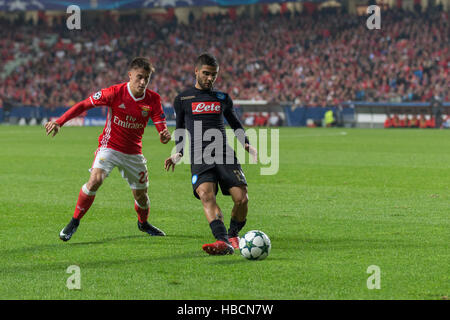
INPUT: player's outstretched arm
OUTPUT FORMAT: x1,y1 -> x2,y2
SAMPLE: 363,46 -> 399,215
159,128 -> 171,144
44,121 -> 60,137
164,153 -> 182,172
223,95 -> 257,163
44,98 -> 94,138
245,143 -> 258,163
165,95 -> 185,171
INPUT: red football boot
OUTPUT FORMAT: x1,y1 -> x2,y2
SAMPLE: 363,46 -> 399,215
229,237 -> 240,250
202,240 -> 234,255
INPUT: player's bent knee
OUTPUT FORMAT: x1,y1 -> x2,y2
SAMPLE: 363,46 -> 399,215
234,193 -> 249,207
231,186 -> 248,206
87,169 -> 106,191
86,177 -> 103,191
197,189 -> 216,203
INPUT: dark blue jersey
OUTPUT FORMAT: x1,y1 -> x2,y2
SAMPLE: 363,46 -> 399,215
174,87 -> 249,175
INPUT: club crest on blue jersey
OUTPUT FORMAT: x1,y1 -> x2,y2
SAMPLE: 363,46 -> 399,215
192,174 -> 198,184
216,92 -> 226,100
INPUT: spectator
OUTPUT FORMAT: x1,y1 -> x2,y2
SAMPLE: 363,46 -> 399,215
384,115 -> 392,128
268,112 -> 280,126
408,114 -> 419,128
243,112 -> 255,127
419,114 -> 428,128
0,8 -> 448,109
426,116 -> 435,128
399,115 -> 408,128
391,114 -> 400,128
442,115 -> 450,129
430,91 -> 444,128
254,112 -> 268,127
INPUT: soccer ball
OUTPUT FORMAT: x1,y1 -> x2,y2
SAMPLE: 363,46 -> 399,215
239,230 -> 271,260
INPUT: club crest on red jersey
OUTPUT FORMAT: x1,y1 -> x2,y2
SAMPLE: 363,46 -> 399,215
192,102 -> 221,114
141,105 -> 150,117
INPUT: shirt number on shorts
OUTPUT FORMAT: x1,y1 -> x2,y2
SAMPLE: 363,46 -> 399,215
233,170 -> 245,183
139,171 -> 148,184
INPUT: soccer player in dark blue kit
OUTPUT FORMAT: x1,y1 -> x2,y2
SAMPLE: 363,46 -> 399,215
164,53 -> 257,255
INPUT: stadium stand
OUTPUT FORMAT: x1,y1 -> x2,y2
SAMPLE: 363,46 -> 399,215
0,1 -> 448,127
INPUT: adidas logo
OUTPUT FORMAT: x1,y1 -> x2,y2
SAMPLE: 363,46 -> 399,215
119,103 -> 126,109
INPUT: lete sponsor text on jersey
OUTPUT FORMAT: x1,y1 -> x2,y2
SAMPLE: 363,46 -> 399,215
191,102 -> 221,114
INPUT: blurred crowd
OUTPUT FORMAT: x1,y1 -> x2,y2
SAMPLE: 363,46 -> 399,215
0,7 -> 448,110
384,114 -> 450,129
242,112 -> 285,127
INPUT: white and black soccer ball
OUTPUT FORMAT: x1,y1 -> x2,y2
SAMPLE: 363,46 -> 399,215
239,230 -> 271,260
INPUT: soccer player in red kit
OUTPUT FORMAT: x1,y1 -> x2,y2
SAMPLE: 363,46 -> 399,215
45,57 -> 171,241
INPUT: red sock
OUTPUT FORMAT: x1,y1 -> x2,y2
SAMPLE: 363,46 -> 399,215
135,201 -> 149,223
73,184 -> 96,220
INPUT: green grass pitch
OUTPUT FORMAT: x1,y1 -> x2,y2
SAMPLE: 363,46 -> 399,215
0,126 -> 448,300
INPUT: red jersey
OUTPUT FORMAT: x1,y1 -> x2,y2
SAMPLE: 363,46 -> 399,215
57,82 -> 167,155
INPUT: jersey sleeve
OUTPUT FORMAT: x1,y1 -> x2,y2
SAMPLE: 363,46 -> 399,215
173,95 -> 186,156
55,98 -> 94,126
88,86 -> 115,107
56,86 -> 115,127
223,94 -> 250,146
149,93 -> 167,133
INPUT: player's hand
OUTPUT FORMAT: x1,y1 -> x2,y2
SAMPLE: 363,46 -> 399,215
159,128 -> 171,144
164,153 -> 182,172
44,121 -> 60,137
245,143 -> 258,163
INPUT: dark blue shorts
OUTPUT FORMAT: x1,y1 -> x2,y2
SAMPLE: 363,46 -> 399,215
191,165 -> 247,199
